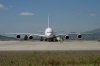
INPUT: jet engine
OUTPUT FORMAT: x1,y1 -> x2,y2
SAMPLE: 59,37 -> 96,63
65,35 -> 69,39
56,36 -> 61,41
77,34 -> 82,38
29,36 -> 33,39
16,35 -> 21,38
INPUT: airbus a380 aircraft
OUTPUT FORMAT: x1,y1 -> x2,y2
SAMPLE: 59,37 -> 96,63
5,16 -> 82,42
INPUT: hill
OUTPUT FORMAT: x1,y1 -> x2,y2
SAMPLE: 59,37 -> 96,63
86,28 -> 100,34
0,35 -> 16,41
84,28 -> 100,40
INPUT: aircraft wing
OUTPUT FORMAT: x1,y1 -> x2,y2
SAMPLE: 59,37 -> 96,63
55,32 -> 91,40
30,34 -> 45,37
2,33 -> 45,40
55,34 -> 66,36
3,33 -> 44,36
3,33 -> 31,35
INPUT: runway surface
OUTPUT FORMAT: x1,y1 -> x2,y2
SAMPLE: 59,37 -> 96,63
0,40 -> 100,51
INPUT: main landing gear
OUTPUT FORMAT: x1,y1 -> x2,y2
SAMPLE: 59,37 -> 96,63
40,37 -> 58,42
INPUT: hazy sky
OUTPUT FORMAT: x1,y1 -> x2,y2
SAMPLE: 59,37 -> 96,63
0,0 -> 100,33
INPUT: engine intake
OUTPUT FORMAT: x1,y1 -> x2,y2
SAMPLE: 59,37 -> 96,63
16,35 -> 20,38
65,35 -> 69,39
77,34 -> 82,38
29,36 -> 33,39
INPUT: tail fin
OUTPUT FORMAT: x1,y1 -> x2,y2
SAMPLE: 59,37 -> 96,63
48,16 -> 50,28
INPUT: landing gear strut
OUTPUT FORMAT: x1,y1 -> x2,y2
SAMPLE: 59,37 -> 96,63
24,35 -> 28,40
40,37 -> 43,41
47,38 -> 58,42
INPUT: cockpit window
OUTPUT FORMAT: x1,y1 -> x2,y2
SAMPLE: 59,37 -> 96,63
47,32 -> 52,33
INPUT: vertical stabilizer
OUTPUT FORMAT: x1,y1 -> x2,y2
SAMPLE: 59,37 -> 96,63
48,16 -> 50,28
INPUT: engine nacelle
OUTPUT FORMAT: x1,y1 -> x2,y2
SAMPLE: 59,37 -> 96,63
16,35 -> 20,38
56,37 -> 61,41
65,35 -> 69,39
29,36 -> 33,39
77,34 -> 82,38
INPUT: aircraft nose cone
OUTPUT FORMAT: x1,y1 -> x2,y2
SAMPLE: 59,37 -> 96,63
46,33 -> 52,36
45,27 -> 54,38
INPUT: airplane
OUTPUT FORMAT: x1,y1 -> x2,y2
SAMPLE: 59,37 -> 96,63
3,16 -> 83,42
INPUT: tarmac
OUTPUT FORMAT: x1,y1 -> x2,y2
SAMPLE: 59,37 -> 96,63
0,40 -> 100,51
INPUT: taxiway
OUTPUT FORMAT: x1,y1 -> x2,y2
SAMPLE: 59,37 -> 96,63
0,40 -> 100,51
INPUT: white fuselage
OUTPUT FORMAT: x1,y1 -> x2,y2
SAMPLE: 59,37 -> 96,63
44,27 -> 54,38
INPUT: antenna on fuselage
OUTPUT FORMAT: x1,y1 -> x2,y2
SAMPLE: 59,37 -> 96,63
48,16 -> 50,28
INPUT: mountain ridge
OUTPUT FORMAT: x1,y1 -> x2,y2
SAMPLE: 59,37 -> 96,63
0,35 -> 16,40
